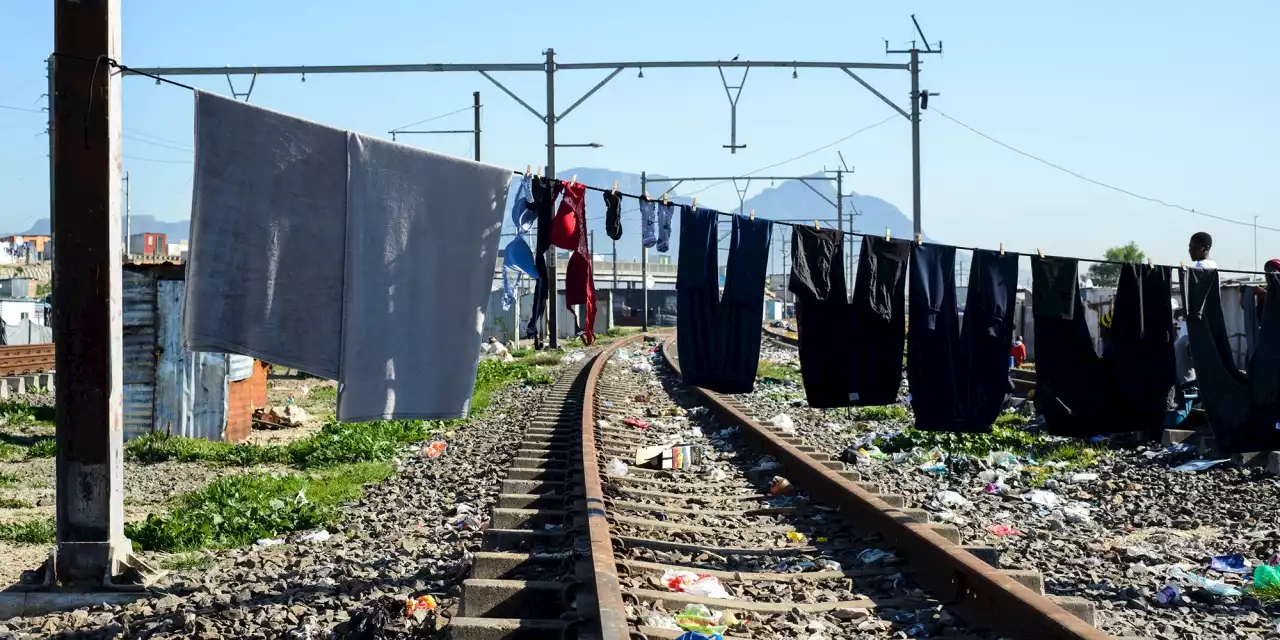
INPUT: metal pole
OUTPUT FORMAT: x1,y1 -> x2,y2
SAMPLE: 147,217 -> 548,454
836,168 -> 843,251
910,48 -> 922,238
641,171 -> 649,331
53,0 -> 133,583
472,91 -> 481,161
124,170 -> 130,254
544,48 -> 558,348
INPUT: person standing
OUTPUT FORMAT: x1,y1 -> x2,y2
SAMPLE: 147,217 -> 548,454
1010,336 -> 1027,368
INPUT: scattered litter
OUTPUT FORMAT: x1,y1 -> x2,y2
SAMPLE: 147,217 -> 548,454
255,538 -> 285,547
983,483 -> 1004,494
1166,442 -> 1195,455
986,451 -> 1022,471
1156,584 -> 1180,604
786,531 -> 807,543
770,476 -> 795,496
644,612 -> 681,630
674,604 -> 728,636
822,422 -> 841,431
688,426 -> 704,438
934,490 -> 969,508
1210,554 -> 1249,574
1172,459 -> 1230,473
1069,472 -> 1098,483
918,463 -> 947,475
632,361 -> 653,373
561,350 -> 588,364
769,413 -> 797,435
1062,504 -> 1091,523
451,515 -> 486,531
597,419 -> 611,429
1254,565 -> 1280,589
703,467 -> 728,482
297,530 -> 331,543
254,404 -> 310,429
635,444 -> 701,470
424,441 -> 448,458
662,571 -> 734,599
817,559 -> 842,571
404,594 -> 438,620
933,509 -> 968,525
607,458 -> 629,477
1022,489 -> 1062,508
623,417 -> 651,430
977,470 -> 1003,484
751,457 -> 782,472
1167,565 -> 1243,596
857,549 -> 895,565
986,524 -> 1024,537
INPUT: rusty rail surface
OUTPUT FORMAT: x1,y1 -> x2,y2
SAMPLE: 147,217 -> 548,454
0,344 -> 55,377
575,333 -> 648,640
663,336 -> 1108,640
761,324 -> 798,347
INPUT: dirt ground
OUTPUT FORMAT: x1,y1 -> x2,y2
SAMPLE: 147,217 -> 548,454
0,376 -> 337,586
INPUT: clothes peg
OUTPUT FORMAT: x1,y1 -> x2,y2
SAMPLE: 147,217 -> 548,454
536,166 -> 543,178
915,233 -> 922,244
885,228 -> 892,241
814,220 -> 821,229
571,174 -> 577,184
749,209 -> 755,220
525,164 -> 531,175
1037,248 -> 1045,259
1147,257 -> 1154,269
662,192 -> 669,205
999,242 -> 1005,256
612,180 -> 619,193
692,197 -> 697,211
1180,261 -> 1187,270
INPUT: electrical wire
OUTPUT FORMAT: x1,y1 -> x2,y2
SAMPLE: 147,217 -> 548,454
389,105 -> 477,133
124,155 -> 192,164
123,135 -> 193,152
0,104 -> 44,114
124,127 -> 192,149
933,109 -> 1279,232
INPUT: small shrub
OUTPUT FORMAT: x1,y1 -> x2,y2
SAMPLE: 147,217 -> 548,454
160,552 -> 214,572
756,360 -> 801,382
309,386 -> 337,402
0,519 -> 55,544
25,438 -> 55,458
0,471 -> 19,487
851,405 -> 909,421
0,497 -> 33,509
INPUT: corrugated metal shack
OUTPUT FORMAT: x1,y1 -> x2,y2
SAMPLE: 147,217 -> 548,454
123,263 -> 268,442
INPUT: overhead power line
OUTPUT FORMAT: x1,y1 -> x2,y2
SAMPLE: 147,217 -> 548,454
933,109 -> 1279,232
0,104 -> 44,114
123,135 -> 193,152
123,155 -> 192,164
390,105 -> 477,133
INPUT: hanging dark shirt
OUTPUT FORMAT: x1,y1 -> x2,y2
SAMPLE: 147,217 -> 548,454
789,226 -> 853,408
848,236 -> 910,406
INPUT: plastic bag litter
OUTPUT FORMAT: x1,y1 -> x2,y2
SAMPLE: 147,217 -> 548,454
918,463 -> 947,475
751,457 -> 782,472
607,458 -> 629,477
425,441 -> 448,458
632,361 -> 653,373
977,469 -> 1004,484
817,559 -> 842,572
255,538 -> 285,547
1254,565 -> 1280,589
561,350 -> 588,364
662,571 -> 734,599
857,548 -> 896,565
986,524 -> 1024,537
769,414 -> 796,435
703,467 -> 729,482
986,451 -> 1022,471
786,531 -> 807,543
1022,489 -> 1062,508
1069,472 -> 1098,483
1062,504 -> 1091,523
934,490 -> 969,508
1210,554 -> 1249,574
1172,459 -> 1230,472
298,530 -> 331,543
644,612 -> 681,630
1167,565 -> 1242,596
770,476 -> 796,496
688,426 -> 704,438
674,604 -> 728,636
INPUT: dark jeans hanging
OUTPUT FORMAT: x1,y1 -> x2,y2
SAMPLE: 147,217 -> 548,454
1186,269 -> 1280,453
960,249 -> 1020,430
676,206 -> 720,390
789,226 -> 853,408
717,214 -> 773,393
525,177 -> 555,345
1111,264 -> 1176,436
907,243 -> 964,430
908,247 -> 1018,433
1032,256 -> 1111,437
848,236 -> 910,406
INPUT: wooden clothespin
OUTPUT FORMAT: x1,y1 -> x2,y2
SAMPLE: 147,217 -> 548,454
1180,260 -> 1187,270
814,219 -> 821,229
885,228 -> 892,241
1147,257 -> 1155,269
915,233 -> 923,244
612,180 -> 619,194
571,174 -> 577,185
692,197 -> 698,211
749,209 -> 755,220
662,192 -> 669,205
999,242 -> 1005,256
1037,248 -> 1045,258
536,166 -> 543,178
525,164 -> 531,176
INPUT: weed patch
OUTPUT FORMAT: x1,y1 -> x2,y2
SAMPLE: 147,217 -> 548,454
0,496 -> 33,509
757,360 -> 801,382
25,438 -> 55,458
877,415 -> 1102,467
852,405 -> 909,421
0,471 -> 19,487
160,552 -> 215,572
286,420 -> 436,468
309,386 -> 337,402
126,433 -> 290,467
0,519 -> 54,544
1251,583 -> 1280,605
126,461 -> 392,552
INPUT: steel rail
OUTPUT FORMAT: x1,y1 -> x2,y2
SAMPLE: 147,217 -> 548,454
662,335 -> 1109,640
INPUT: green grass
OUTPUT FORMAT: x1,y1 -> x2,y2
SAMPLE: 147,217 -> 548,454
851,405 -> 910,421
159,552 -> 215,572
0,402 -> 54,426
0,519 -> 55,544
0,497 -> 33,509
0,471 -> 19,487
757,360 -> 801,382
524,352 -> 564,367
1251,583 -> 1280,605
509,348 -> 534,359
25,439 -> 55,458
126,433 -> 291,467
470,359 -> 555,413
309,386 -> 337,402
125,461 -> 392,552
0,443 -> 21,461
876,413 -> 1102,468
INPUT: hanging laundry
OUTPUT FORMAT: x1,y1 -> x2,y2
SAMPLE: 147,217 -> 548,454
907,243 -> 963,431
338,133 -> 509,421
640,197 -> 658,248
1110,263 -> 1175,436
501,174 -> 538,310
604,190 -> 623,241
1032,256 -> 1111,437
848,236 -> 910,406
657,201 -> 676,253
718,214 -> 773,393
959,249 -> 1020,430
185,91 -> 348,379
676,206 -> 720,390
1186,269 -> 1280,453
788,226 -> 854,408
525,176 -> 556,345
551,181 -> 597,344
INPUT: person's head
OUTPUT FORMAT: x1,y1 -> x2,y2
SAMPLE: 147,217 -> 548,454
1016,335 -> 1023,343
1189,232 -> 1213,261
1266,259 -> 1280,275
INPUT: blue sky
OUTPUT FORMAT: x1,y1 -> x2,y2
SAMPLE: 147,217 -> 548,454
2,1 -> 1278,270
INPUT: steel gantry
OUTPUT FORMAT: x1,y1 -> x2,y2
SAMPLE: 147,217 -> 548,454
122,48 -> 933,347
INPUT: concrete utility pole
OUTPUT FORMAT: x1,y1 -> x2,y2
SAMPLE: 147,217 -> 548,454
51,0 -> 134,584
640,172 -> 649,331
473,91 -> 481,162
887,15 -> 943,238
123,170 -> 130,253
544,48 -> 558,347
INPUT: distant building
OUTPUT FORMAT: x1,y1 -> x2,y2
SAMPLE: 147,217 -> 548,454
0,235 -> 52,263
0,278 -> 36,299
129,232 -> 168,256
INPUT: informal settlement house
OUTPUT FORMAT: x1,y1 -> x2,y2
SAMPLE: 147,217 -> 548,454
123,263 -> 267,442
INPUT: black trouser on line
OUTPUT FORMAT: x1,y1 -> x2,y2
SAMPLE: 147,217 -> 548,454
1111,263 -> 1175,436
716,214 -> 773,394
848,236 -> 910,406
525,177 -> 555,344
676,206 -> 720,390
960,249 -> 1020,431
907,243 -> 964,431
789,226 -> 853,408
1032,256 -> 1110,437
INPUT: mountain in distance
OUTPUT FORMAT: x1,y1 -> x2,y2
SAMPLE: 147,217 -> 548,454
17,215 -> 191,242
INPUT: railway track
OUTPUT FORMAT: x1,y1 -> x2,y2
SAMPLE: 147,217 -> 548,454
0,343 -> 55,377
445,334 -> 1106,639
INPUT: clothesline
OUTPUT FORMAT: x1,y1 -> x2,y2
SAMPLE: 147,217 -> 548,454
507,169 -> 1269,277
